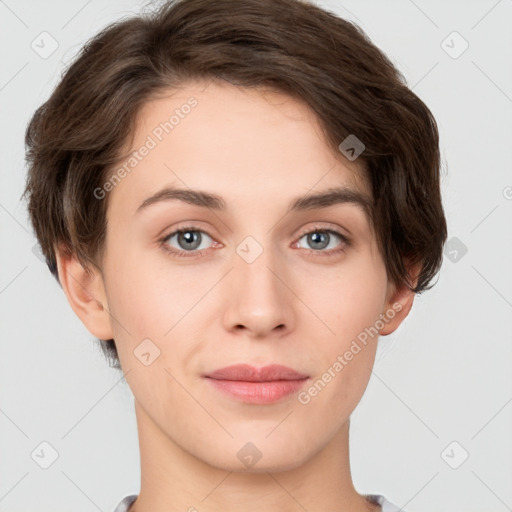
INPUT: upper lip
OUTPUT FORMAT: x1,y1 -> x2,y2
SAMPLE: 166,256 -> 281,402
204,364 -> 309,382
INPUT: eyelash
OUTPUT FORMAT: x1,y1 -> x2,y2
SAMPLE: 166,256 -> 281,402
159,224 -> 351,259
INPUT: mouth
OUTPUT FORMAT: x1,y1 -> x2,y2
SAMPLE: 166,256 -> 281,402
203,364 -> 310,404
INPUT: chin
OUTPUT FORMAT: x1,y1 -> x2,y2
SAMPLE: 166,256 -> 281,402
199,438 -> 311,474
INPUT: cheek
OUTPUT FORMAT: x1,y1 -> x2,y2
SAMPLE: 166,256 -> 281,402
301,253 -> 387,399
104,239 -> 193,324
306,253 -> 388,344
299,270 -> 385,427
103,245 -> 214,379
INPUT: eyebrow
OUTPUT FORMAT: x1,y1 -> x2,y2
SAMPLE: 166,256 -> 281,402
136,185 -> 373,219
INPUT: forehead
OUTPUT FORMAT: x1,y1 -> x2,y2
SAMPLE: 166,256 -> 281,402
107,79 -> 370,214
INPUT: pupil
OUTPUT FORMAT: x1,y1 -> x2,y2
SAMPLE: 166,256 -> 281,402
309,231 -> 328,250
179,230 -> 200,250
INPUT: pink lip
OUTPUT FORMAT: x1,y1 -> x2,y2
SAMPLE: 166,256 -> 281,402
203,364 -> 309,404
205,364 -> 308,381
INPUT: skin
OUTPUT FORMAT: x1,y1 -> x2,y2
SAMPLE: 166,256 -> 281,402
57,79 -> 416,512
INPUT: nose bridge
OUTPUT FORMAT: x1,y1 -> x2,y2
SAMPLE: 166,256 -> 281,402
234,233 -> 285,301
222,232 -> 295,335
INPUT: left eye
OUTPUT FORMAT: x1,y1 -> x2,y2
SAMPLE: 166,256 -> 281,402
295,229 -> 347,252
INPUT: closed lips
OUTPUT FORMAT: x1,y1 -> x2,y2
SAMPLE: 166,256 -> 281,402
204,364 -> 309,382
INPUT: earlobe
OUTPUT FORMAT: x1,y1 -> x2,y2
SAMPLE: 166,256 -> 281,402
55,245 -> 114,340
379,263 -> 419,336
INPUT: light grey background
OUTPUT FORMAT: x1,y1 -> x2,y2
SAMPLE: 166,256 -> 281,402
1,0 -> 511,511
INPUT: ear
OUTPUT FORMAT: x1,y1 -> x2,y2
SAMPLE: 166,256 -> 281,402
55,245 -> 114,340
379,261 -> 420,336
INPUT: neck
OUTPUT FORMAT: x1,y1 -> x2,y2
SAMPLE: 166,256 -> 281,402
129,399 -> 379,512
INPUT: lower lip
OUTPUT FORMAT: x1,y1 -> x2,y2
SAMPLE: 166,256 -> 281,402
205,378 -> 309,404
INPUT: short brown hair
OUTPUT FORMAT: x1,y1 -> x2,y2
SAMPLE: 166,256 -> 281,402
24,0 -> 447,369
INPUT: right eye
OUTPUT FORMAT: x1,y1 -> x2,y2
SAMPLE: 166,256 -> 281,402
160,226 -> 218,258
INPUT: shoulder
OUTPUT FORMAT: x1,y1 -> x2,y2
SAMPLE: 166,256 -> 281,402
114,494 -> 403,512
112,494 -> 138,512
366,494 -> 405,512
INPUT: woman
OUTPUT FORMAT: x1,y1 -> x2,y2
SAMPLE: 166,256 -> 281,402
24,0 -> 447,510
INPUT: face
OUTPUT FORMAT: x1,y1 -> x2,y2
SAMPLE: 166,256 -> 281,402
94,80 -> 399,472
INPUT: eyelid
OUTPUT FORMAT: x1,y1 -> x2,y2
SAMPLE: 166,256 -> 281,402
159,221 -> 351,258
293,224 -> 351,255
161,222 -> 349,243
160,223 -> 221,254
295,222 -> 349,240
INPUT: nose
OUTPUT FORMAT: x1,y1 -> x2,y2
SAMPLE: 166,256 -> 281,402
222,242 -> 296,339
